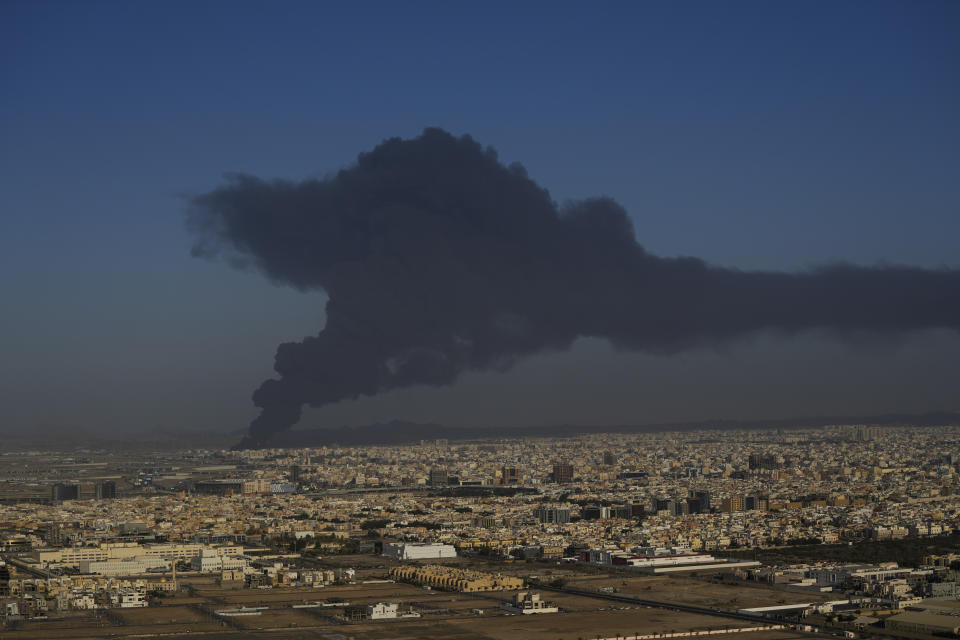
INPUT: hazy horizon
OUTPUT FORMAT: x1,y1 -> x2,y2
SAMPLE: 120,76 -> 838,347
2,1 -> 958,440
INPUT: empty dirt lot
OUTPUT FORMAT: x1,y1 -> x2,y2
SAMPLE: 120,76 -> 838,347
565,575 -> 833,609
1,576 -> 812,639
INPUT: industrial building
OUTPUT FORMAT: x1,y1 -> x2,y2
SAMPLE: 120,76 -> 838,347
887,610 -> 960,635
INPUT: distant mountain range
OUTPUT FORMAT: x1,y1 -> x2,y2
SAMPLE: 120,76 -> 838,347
265,410 -> 960,448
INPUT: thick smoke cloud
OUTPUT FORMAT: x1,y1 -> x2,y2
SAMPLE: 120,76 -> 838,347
188,128 -> 960,448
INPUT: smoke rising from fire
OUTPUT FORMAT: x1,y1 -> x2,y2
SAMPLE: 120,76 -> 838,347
188,128 -> 960,447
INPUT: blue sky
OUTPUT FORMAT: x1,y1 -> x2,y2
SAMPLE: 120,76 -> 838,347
2,1 -> 958,435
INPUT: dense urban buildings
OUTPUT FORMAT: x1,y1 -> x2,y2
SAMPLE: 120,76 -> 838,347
2,423 -> 960,639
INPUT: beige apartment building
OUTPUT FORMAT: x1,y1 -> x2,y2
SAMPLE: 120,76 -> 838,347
389,565 -> 523,592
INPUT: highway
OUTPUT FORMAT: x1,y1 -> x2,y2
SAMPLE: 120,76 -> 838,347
3,555 -> 54,579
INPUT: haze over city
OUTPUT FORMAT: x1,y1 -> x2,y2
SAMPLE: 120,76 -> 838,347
4,4 -> 960,640
2,1 -> 958,443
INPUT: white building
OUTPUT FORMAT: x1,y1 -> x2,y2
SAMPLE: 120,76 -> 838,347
368,602 -> 398,619
812,563 -> 911,587
115,589 -> 147,608
79,557 -> 168,576
190,549 -> 248,573
70,594 -> 98,610
501,591 -> 559,614
382,542 -> 456,561
580,546 -> 718,568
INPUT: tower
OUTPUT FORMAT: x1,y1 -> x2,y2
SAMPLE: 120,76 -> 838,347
552,461 -> 573,484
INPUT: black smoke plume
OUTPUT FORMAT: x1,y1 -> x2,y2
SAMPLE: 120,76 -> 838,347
188,128 -> 960,448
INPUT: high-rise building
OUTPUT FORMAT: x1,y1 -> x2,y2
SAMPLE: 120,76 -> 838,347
602,452 -> 616,466
0,561 -> 11,597
721,496 -> 745,512
96,481 -> 117,500
552,462 -> 573,484
428,468 -> 449,486
856,425 -> 881,441
652,498 -> 674,513
501,467 -> 520,485
290,465 -> 301,483
51,483 -> 79,502
534,507 -> 571,524
581,505 -> 612,520
693,490 -> 711,512
45,524 -> 64,545
749,454 -> 777,470
608,502 -> 646,519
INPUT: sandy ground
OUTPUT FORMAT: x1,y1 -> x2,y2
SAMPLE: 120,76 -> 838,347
565,575 -> 832,609
2,571 -> 823,639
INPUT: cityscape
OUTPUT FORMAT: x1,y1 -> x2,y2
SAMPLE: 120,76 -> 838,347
3,1 -> 959,639
3,424 -> 960,638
